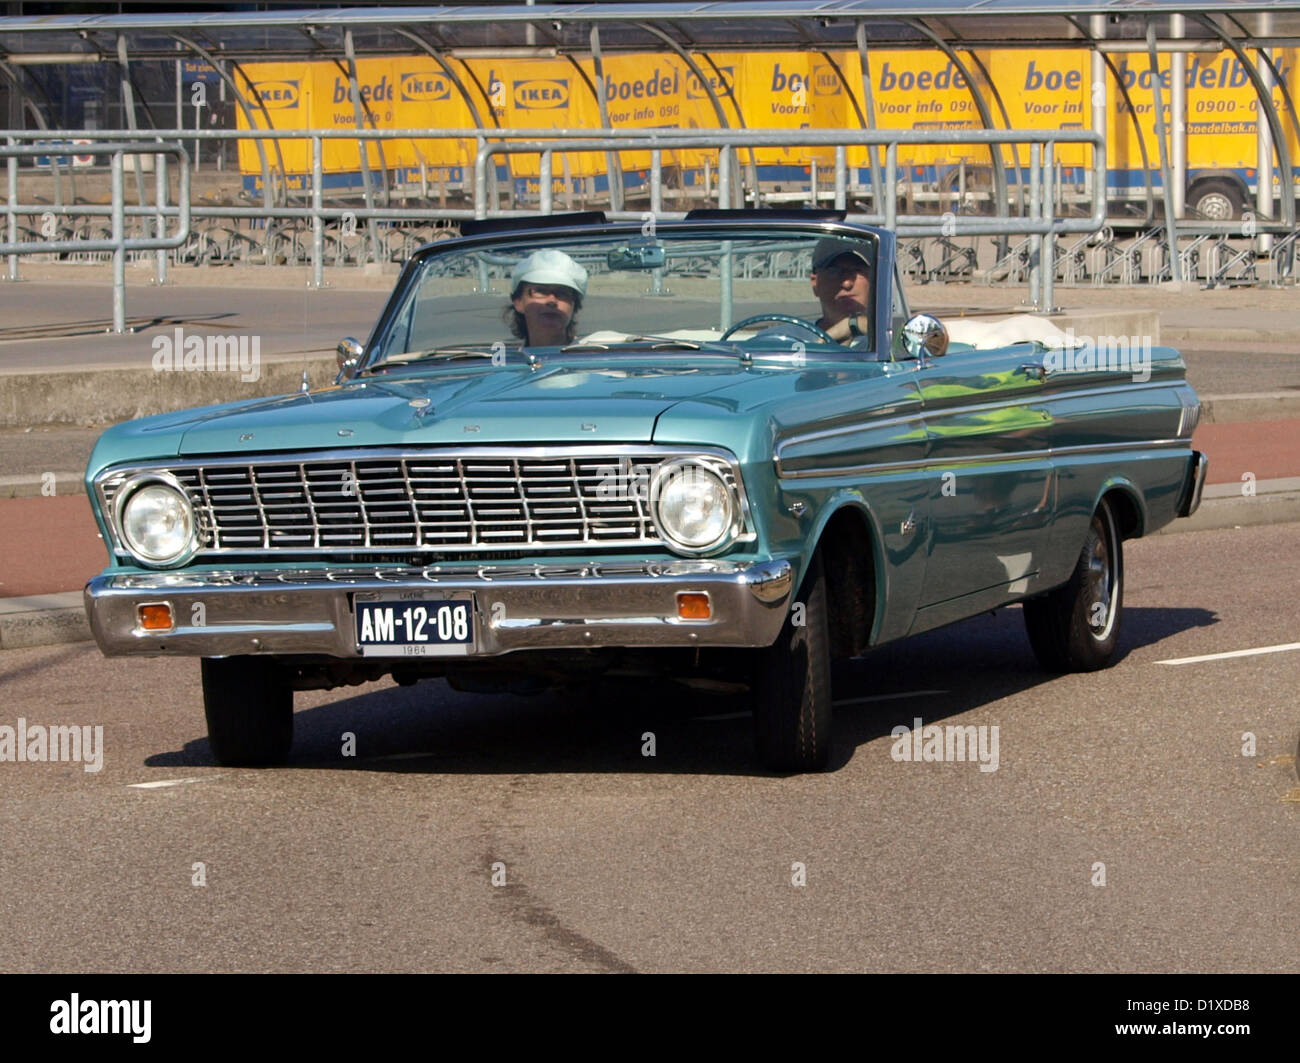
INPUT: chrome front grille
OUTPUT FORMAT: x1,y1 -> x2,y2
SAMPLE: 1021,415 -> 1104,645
98,450 -> 699,557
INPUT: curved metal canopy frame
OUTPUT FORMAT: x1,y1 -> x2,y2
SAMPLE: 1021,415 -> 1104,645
901,17 -> 1011,225
168,33 -> 282,209
1065,14 -> 1157,227
1196,12 -> 1296,228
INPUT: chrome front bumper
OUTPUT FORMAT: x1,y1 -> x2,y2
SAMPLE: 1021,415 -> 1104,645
84,559 -> 793,658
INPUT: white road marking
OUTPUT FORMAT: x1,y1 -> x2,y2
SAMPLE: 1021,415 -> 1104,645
127,776 -> 220,789
834,689 -> 948,707
1156,642 -> 1300,666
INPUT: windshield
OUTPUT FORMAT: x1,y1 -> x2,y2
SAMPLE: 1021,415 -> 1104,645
365,226 -> 882,369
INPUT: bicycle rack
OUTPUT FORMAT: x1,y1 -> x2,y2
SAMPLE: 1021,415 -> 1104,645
1205,236 -> 1258,287
1178,232 -> 1215,283
1266,228 -> 1299,285
1058,230 -> 1096,285
899,239 -> 928,283
981,235 -> 1032,286
926,236 -> 977,283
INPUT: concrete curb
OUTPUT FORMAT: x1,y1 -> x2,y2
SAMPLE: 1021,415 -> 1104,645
0,473 -> 84,498
1201,394 -> 1300,423
1158,478 -> 1300,535
1163,326 -> 1291,344
0,356 -> 338,430
1049,309 -> 1159,345
0,591 -> 91,649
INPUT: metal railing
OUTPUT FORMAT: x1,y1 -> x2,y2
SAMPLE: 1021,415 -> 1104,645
2,125 -> 1297,323
4,139 -> 191,332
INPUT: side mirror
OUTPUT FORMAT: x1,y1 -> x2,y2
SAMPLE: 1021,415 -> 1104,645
336,337 -> 364,380
898,314 -> 948,361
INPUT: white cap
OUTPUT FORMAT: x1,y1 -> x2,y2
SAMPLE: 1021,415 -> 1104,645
511,249 -> 588,298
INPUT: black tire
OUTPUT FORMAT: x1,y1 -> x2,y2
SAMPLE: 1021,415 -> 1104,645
753,551 -> 833,772
1190,179 -> 1243,222
201,656 -> 293,766
1023,499 -> 1124,673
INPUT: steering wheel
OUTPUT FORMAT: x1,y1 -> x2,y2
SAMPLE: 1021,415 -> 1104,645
720,313 -> 836,345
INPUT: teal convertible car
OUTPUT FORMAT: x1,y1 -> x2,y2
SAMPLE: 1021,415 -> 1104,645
83,211 -> 1207,772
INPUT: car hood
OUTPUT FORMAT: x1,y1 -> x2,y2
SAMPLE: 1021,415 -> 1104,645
169,360 -> 798,455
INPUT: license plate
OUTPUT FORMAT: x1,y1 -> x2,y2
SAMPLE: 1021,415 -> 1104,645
354,593 -> 475,657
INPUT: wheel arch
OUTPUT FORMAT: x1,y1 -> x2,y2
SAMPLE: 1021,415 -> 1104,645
1095,479 -> 1145,540
803,496 -> 883,658
1187,172 -> 1249,211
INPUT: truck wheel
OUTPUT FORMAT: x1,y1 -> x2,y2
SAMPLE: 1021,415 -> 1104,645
1023,499 -> 1124,673
753,551 -> 833,772
201,656 -> 293,766
1191,179 -> 1242,221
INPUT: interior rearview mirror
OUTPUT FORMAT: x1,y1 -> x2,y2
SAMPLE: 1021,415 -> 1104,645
607,244 -> 666,271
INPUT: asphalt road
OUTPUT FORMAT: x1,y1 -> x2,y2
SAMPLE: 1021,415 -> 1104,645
1,521 -> 1296,973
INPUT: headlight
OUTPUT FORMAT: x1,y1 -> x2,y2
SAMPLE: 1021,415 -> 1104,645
653,459 -> 735,553
117,476 -> 195,566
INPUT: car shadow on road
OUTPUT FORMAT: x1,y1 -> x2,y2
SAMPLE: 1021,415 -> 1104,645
145,603 -> 1218,777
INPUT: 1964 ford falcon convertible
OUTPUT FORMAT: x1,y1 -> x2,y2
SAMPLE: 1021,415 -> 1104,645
83,211 -> 1207,772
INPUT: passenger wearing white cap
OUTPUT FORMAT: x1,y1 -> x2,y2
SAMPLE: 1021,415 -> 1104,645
810,236 -> 874,347
505,248 -> 589,346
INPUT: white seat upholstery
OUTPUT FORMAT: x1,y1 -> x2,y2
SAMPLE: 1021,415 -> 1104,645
943,314 -> 1070,350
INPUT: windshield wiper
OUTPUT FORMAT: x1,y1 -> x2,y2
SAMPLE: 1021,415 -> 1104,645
627,335 -> 753,361
368,347 -> 504,371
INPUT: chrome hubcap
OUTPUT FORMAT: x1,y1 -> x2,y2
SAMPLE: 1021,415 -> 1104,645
1086,519 -> 1117,641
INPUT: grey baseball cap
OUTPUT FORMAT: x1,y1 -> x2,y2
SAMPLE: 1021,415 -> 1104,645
811,237 -> 874,272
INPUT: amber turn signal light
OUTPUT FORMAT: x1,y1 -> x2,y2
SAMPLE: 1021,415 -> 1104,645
676,592 -> 711,620
138,603 -> 174,631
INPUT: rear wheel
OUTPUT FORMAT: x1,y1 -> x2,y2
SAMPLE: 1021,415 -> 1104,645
1023,499 -> 1124,673
752,552 -> 833,772
201,656 -> 293,766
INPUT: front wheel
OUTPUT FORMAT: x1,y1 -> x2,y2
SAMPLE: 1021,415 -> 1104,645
201,656 -> 293,766
1023,500 -> 1124,672
752,552 -> 834,772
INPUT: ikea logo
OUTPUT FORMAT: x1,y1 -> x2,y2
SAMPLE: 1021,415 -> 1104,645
400,72 -> 451,102
513,79 -> 569,109
813,65 -> 842,96
686,66 -> 734,100
251,80 -> 300,109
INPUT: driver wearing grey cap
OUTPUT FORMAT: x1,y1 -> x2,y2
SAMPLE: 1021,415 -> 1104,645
810,237 -> 874,347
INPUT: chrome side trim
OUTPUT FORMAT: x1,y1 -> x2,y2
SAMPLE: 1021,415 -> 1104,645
776,438 -> 1189,481
774,378 -> 1179,459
